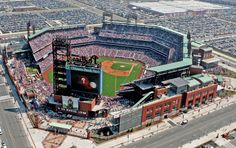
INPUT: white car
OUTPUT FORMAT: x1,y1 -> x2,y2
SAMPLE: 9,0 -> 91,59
0,128 -> 2,135
181,119 -> 188,125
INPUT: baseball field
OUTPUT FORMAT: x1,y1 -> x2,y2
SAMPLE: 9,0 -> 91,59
43,57 -> 144,96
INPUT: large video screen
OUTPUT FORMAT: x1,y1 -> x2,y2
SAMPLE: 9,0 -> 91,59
70,70 -> 101,94
62,96 -> 80,110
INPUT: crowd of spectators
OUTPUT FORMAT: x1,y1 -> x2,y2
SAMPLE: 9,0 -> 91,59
99,30 -> 153,41
38,53 -> 53,72
7,57 -> 53,103
99,23 -> 183,62
29,22 -> 187,73
29,26 -> 95,73
72,45 -> 160,67
29,27 -> 89,51
100,96 -> 134,113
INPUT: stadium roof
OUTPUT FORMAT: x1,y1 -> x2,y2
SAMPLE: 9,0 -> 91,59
192,74 -> 213,84
49,122 -> 72,130
104,21 -> 184,37
148,58 -> 192,73
28,24 -> 86,40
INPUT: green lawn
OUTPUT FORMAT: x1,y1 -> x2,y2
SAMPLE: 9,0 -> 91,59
26,67 -> 39,75
111,62 -> 132,71
98,57 -> 143,96
48,71 -> 53,83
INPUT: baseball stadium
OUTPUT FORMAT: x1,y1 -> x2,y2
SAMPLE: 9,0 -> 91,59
28,20 -> 187,98
13,16 -> 204,136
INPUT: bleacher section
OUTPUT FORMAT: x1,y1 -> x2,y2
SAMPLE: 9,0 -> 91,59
71,45 -> 161,67
28,25 -> 93,72
28,22 -> 187,75
98,22 -> 184,62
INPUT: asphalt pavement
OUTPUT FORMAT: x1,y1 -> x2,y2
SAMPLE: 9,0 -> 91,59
124,102 -> 236,148
0,58 -> 31,148
0,99 -> 31,148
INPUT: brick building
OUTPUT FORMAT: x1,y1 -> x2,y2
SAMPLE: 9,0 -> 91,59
141,94 -> 182,124
182,74 -> 217,108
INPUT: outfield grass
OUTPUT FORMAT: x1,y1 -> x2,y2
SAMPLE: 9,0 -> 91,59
46,57 -> 143,96
98,57 -> 143,96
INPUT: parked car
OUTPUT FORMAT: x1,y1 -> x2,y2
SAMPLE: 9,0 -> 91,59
0,128 -> 2,135
181,119 -> 188,125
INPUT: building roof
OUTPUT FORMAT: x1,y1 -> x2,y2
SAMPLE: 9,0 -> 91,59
216,75 -> 223,83
130,1 -> 230,14
200,47 -> 213,52
49,122 -> 72,130
192,41 -> 204,48
148,58 -> 192,73
164,77 -> 189,87
192,74 -> 213,84
184,77 -> 201,88
201,58 -> 219,64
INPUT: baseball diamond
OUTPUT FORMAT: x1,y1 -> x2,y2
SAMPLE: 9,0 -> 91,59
43,56 -> 144,96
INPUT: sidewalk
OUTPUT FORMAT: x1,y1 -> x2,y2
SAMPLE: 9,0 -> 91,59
173,96 -> 236,124
97,122 -> 171,148
13,99 -> 37,148
98,95 -> 236,148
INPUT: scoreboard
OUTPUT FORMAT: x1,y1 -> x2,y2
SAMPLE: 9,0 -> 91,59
66,63 -> 102,96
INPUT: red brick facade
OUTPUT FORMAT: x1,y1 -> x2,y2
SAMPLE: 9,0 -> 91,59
80,98 -> 96,113
183,84 -> 217,108
199,49 -> 213,60
141,95 -> 182,123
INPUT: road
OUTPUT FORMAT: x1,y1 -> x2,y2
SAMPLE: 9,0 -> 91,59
124,102 -> 236,148
0,58 -> 31,148
0,99 -> 31,148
